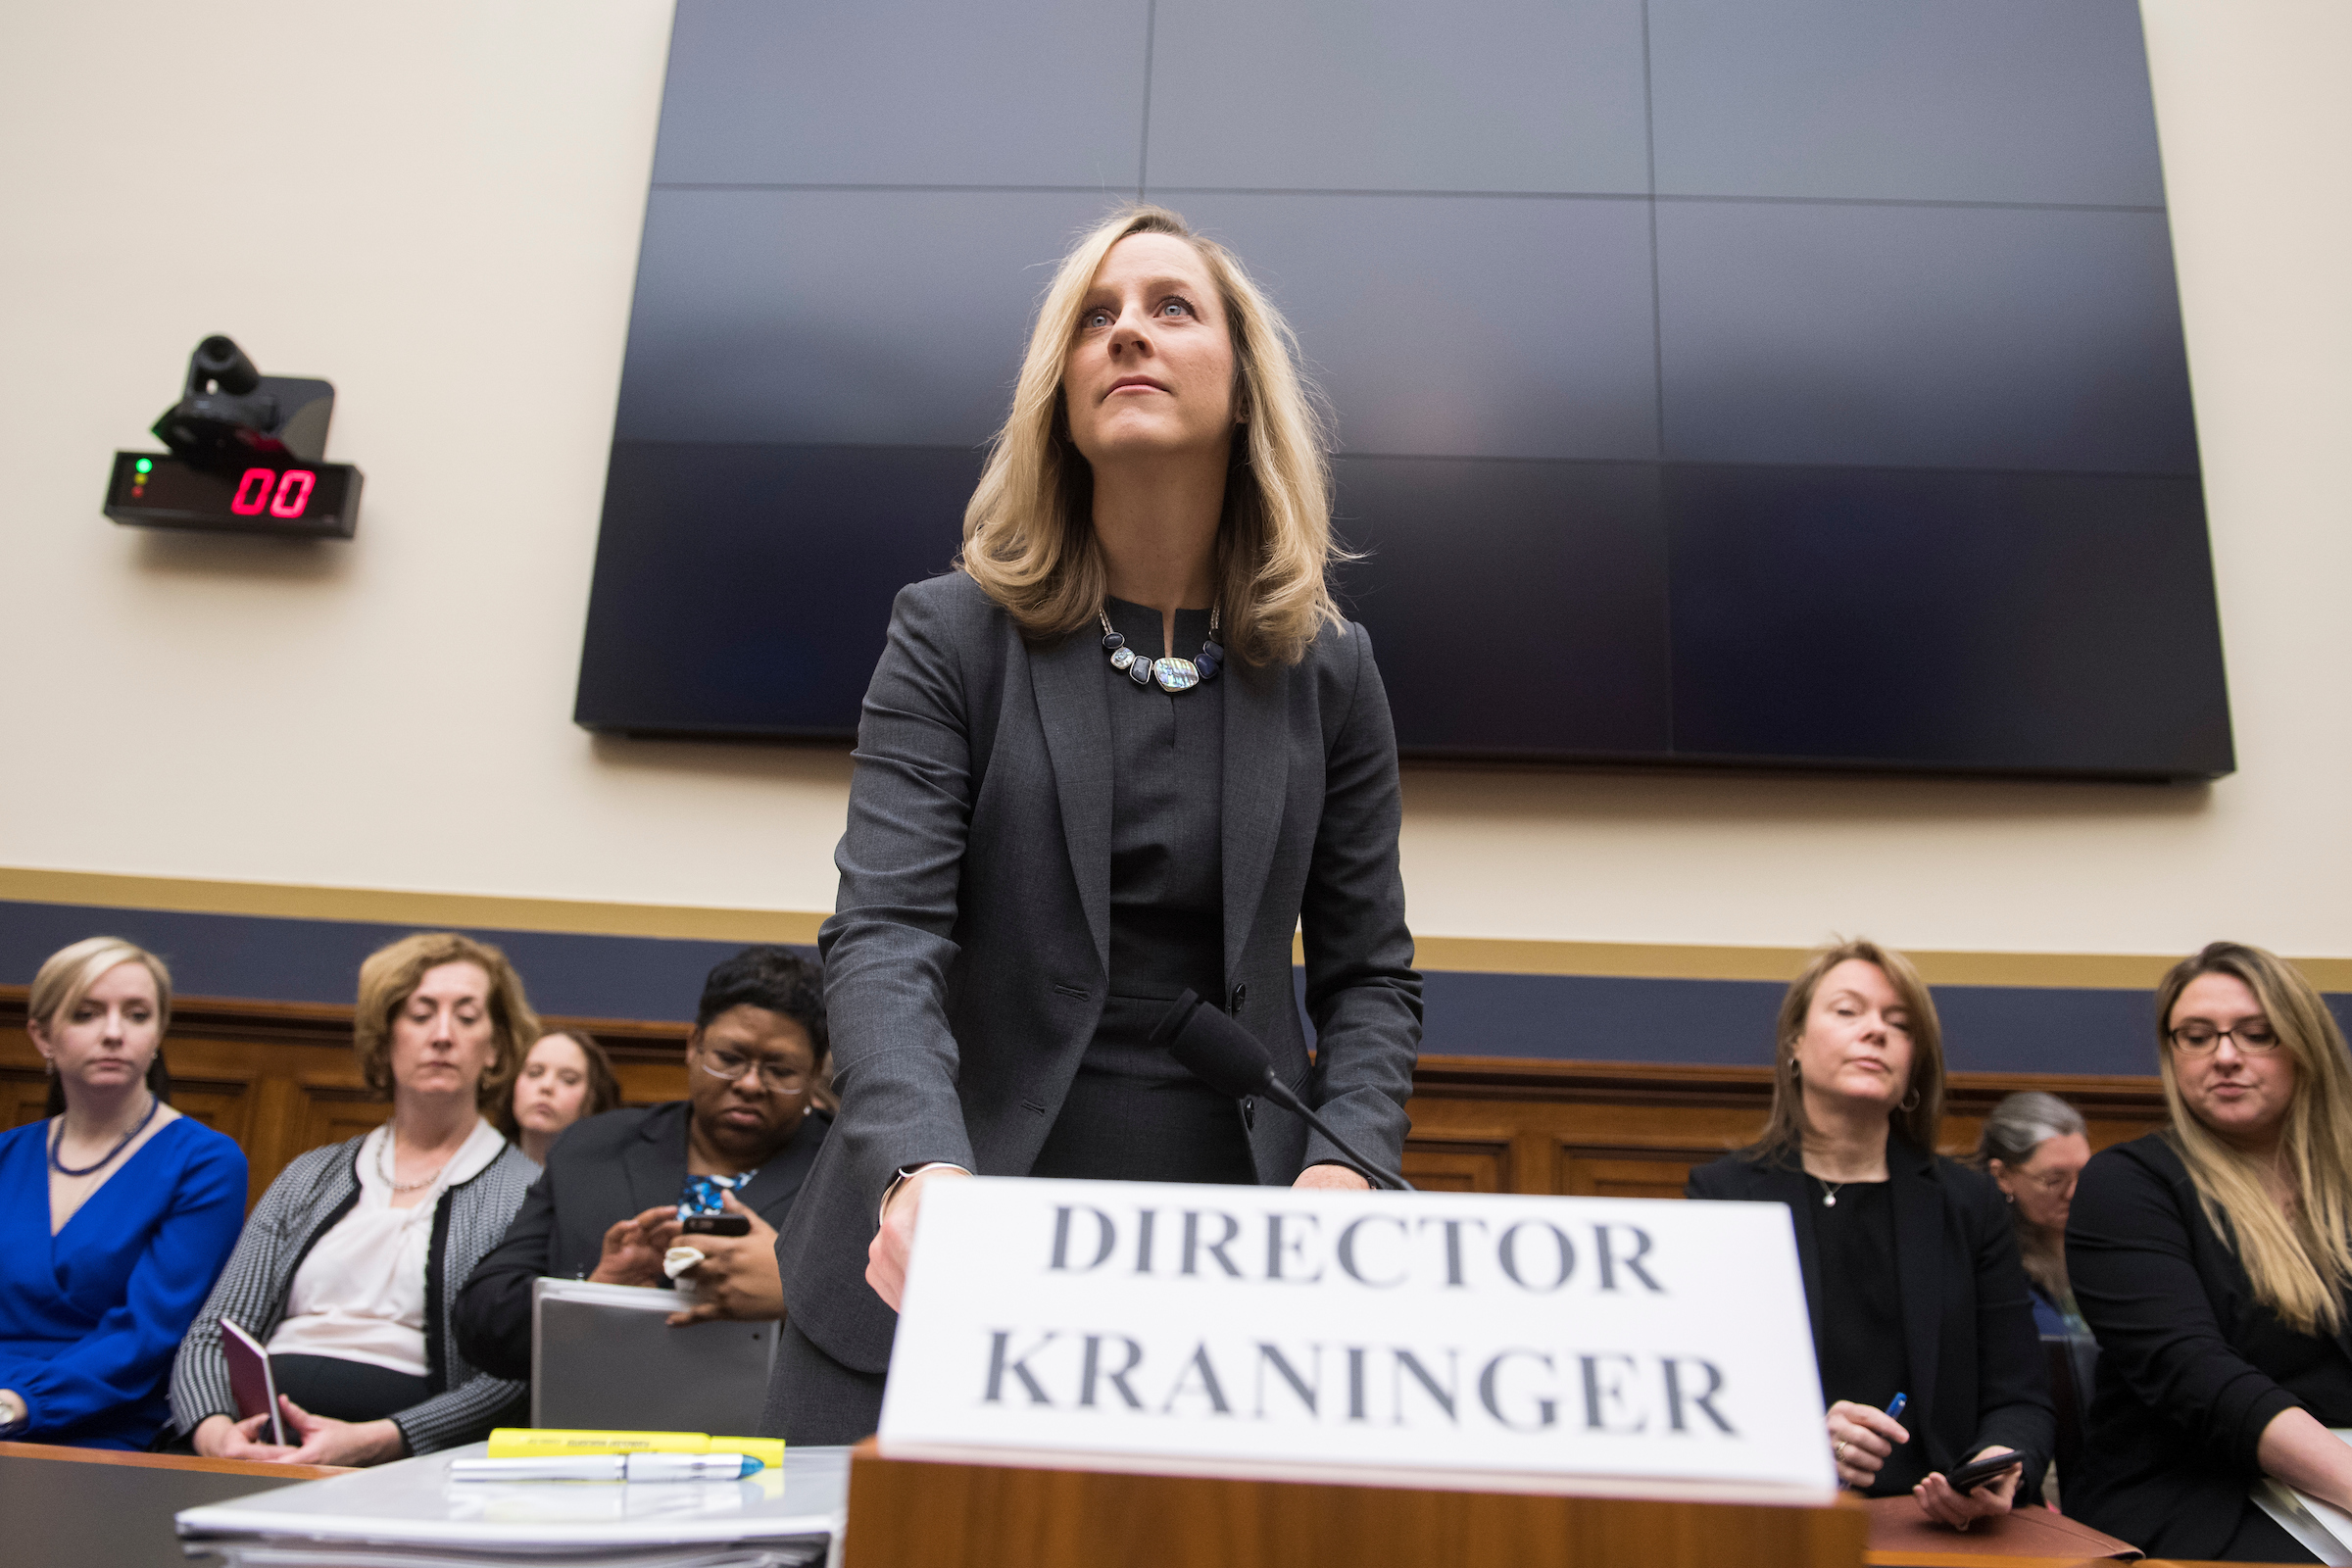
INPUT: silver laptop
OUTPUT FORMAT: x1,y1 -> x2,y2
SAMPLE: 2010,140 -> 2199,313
530,1277 -> 779,1433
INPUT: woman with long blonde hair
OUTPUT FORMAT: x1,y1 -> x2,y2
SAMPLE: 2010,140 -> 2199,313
765,205 -> 1420,1444
2068,942 -> 2352,1560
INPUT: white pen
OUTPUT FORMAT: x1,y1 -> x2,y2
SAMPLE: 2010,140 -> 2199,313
449,1452 -> 763,1483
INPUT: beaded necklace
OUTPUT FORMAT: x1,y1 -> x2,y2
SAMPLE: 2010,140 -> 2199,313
1099,605 -> 1224,693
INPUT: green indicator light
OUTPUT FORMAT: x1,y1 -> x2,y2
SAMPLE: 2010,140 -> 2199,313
134,459 -> 152,473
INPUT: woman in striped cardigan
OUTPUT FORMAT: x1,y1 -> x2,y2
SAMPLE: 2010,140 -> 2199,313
170,934 -> 538,1464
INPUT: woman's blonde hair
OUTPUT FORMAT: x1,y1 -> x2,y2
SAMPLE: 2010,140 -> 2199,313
1749,938 -> 1946,1165
2156,941 -> 2352,1335
354,932 -> 537,1108
956,204 -> 1348,666
30,936 -> 175,1114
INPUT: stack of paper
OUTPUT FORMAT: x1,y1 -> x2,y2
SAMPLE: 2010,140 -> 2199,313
175,1443 -> 848,1568
2252,1430 -> 2352,1568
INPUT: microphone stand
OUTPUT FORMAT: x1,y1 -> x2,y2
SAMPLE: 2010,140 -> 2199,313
1254,1077 -> 1416,1193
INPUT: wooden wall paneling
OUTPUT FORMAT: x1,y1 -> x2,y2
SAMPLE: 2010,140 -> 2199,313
1403,1058 -> 2168,1200
3,989 -> 2170,1211
1398,1136 -> 1511,1193
0,989 -> 699,1208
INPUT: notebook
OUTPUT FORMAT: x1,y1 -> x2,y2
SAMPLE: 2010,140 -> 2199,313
174,1441 -> 848,1567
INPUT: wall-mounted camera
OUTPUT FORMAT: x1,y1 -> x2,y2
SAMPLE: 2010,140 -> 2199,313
104,336 -> 364,538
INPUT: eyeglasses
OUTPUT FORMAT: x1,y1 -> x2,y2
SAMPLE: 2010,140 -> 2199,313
2019,1168 -> 2079,1195
695,1048 -> 808,1096
2168,1022 -> 2279,1054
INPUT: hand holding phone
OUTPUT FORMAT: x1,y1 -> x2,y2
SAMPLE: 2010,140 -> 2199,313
1945,1447 -> 2023,1493
681,1213 -> 751,1237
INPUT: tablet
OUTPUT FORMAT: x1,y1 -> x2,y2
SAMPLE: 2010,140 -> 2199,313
530,1278 -> 777,1434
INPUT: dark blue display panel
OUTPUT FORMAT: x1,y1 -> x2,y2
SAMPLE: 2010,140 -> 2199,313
578,0 -> 2230,780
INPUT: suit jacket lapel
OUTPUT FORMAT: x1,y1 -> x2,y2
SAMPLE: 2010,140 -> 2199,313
1221,654 -> 1289,987
1758,1161 -> 1830,1357
1890,1135 -> 1945,1456
739,1119 -> 819,1221
1029,628 -> 1114,973
623,1102 -> 688,1216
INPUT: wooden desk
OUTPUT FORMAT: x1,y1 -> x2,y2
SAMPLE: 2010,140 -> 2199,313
0,1442 -> 344,1567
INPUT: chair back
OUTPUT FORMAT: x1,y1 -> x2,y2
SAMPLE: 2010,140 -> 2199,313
2042,1331 -> 2099,1493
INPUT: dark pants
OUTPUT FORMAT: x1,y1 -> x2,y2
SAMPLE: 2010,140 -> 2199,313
271,1354 -> 433,1424
760,1317 -> 887,1446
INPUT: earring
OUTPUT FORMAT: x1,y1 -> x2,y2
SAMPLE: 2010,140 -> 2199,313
1899,1088 -> 1922,1112
2004,1191 -> 2015,1205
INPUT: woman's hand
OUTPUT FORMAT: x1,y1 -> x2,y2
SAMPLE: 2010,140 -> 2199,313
1826,1399 -> 1909,1491
867,1166 -> 969,1312
191,1410 -> 296,1461
667,1193 -> 783,1324
589,1205 -> 680,1287
1294,1162 -> 1372,1192
274,1396 -> 406,1467
2258,1406 -> 2352,1515
1914,1446 -> 2022,1529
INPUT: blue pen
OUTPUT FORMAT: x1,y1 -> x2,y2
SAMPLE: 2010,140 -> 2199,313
1885,1393 -> 1908,1425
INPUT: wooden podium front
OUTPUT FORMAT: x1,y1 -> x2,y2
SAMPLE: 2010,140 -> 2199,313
842,1441 -> 1869,1568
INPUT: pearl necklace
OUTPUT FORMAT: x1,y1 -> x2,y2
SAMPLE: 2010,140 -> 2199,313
1100,605 -> 1223,693
377,1124 -> 457,1193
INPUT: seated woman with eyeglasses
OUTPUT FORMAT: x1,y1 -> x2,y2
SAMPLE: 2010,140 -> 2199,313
1975,1092 -> 2094,1335
2066,942 -> 2352,1562
454,947 -> 830,1379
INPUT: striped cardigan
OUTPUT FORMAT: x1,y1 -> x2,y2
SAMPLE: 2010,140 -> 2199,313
169,1133 -> 535,1455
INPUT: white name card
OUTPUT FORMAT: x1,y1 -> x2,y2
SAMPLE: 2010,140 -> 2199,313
878,1178 -> 1835,1501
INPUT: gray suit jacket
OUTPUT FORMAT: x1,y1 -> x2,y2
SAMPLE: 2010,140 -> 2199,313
775,570 -> 1422,1374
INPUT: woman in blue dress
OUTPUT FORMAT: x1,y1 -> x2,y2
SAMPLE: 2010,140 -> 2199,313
0,938 -> 246,1448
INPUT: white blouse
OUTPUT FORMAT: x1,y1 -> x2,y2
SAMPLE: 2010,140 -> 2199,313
268,1118 -> 508,1375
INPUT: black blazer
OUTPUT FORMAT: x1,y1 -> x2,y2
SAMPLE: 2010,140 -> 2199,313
775,571 -> 1422,1375
2067,1131 -> 2352,1559
1686,1135 -> 2053,1498
453,1102 -> 828,1380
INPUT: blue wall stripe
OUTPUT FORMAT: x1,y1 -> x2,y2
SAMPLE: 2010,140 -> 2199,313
6,899 -> 2345,1076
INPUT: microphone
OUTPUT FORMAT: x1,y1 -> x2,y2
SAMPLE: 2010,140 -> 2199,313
1152,989 -> 1415,1192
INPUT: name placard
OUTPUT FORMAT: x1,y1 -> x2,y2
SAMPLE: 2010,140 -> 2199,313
879,1178 -> 1835,1500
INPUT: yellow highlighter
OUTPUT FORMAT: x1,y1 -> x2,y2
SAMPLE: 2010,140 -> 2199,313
486,1429 -> 786,1469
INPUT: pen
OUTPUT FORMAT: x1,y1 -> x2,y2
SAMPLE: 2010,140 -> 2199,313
1884,1393 -> 1908,1425
449,1452 -> 763,1483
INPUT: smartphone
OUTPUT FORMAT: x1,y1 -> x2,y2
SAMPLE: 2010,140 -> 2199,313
681,1213 -> 751,1237
220,1318 -> 288,1446
1946,1448 -> 2023,1493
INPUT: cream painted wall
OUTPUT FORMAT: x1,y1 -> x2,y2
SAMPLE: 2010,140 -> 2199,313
1,2 -> 2344,959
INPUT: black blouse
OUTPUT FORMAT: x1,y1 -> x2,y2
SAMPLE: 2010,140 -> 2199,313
2068,1130 -> 2352,1559
1813,1178 -> 1925,1494
1028,599 -> 1254,1186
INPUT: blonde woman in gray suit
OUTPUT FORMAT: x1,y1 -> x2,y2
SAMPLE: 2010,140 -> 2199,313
764,205 -> 1422,1444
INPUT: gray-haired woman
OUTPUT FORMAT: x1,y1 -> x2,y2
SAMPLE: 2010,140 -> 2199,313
1975,1092 -> 2092,1335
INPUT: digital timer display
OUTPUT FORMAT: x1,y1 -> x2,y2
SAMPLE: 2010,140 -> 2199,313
104,452 -> 362,539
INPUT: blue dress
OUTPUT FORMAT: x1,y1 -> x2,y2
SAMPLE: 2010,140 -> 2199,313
0,1114 -> 247,1448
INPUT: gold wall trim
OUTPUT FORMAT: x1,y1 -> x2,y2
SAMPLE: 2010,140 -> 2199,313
0,868 -> 823,946
8,867 -> 2348,992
